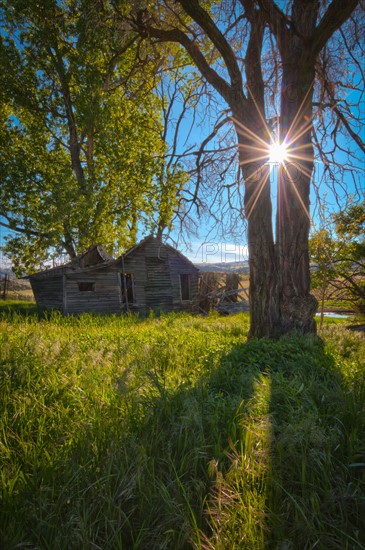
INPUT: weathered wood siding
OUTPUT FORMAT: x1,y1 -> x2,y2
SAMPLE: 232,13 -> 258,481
65,268 -> 121,315
168,253 -> 199,312
120,248 -> 148,313
121,237 -> 198,315
30,276 -> 63,310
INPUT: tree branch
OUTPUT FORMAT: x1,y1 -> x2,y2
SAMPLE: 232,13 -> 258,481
177,0 -> 244,96
332,104 -> 365,155
311,0 -> 359,58
47,44 -> 86,191
243,1 -> 266,118
193,116 -> 232,205
0,213 -> 77,258
255,0 -> 291,48
0,214 -> 52,239
134,11 -> 234,107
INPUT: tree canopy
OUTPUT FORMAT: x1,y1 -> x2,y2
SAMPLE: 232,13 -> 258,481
0,0 -> 179,273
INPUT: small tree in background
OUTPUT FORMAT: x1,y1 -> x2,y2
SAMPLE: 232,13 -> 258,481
310,201 -> 365,317
309,228 -> 337,327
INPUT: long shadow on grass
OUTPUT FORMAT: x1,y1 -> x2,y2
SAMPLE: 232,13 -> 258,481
1,331 -> 364,549
201,334 -> 365,549
264,335 -> 365,550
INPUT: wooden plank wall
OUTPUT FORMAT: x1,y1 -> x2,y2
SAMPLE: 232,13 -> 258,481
122,239 -> 198,314
65,268 -> 121,315
168,253 -> 199,312
30,277 -> 63,310
121,246 -> 150,313
145,255 -> 173,313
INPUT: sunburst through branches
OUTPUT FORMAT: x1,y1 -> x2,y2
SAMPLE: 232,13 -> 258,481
269,141 -> 288,164
230,84 -> 317,221
227,80 -> 319,220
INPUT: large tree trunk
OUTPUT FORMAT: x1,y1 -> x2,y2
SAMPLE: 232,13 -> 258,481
236,126 -> 280,338
245,162 -> 280,338
275,39 -> 318,334
236,4 -> 319,338
236,60 -> 318,337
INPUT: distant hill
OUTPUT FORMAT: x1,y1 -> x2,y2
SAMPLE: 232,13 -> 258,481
194,261 -> 249,273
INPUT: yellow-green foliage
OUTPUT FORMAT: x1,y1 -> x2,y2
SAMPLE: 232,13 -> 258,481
0,304 -> 364,549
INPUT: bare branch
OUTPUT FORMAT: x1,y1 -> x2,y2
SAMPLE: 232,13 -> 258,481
177,0 -> 244,96
311,0 -> 359,58
134,13 -> 236,106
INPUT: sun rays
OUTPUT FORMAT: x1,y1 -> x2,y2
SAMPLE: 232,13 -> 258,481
269,141 -> 288,164
230,84 -> 318,221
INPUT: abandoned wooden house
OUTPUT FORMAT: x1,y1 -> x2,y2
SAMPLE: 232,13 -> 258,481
28,236 -> 199,315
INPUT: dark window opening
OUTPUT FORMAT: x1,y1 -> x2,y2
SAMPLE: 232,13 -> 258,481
78,282 -> 95,292
180,274 -> 191,301
121,273 -> 135,304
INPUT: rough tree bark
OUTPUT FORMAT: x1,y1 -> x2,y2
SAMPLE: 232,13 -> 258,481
273,0 -> 318,335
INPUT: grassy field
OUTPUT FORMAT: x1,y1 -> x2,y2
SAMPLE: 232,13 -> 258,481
0,302 -> 364,549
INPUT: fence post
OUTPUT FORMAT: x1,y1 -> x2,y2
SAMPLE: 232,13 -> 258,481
1,273 -> 9,300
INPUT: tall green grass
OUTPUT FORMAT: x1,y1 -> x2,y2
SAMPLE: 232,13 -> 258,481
0,304 -> 364,549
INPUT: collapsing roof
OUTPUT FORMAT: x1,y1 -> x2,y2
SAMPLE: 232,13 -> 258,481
28,244 -> 114,280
